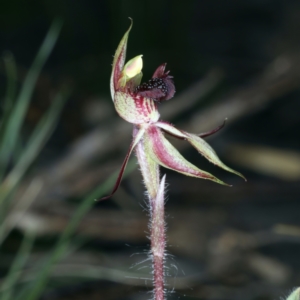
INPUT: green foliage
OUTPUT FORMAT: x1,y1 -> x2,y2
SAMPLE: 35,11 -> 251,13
0,18 -> 66,299
0,232 -> 35,300
0,18 -> 137,299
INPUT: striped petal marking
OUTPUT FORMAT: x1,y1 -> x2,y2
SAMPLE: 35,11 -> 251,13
155,121 -> 246,180
114,92 -> 160,124
144,125 -> 229,186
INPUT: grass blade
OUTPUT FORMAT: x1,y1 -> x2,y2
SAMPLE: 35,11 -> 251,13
21,159 -> 137,300
1,52 -> 17,121
0,89 -> 69,206
0,231 -> 35,300
0,178 -> 43,244
0,19 -> 63,176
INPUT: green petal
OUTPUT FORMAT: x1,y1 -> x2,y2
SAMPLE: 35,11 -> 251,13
156,121 -> 246,181
118,55 -> 143,89
123,55 -> 143,79
144,125 -> 229,186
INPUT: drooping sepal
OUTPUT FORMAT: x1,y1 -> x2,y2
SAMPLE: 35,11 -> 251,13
100,127 -> 145,201
156,121 -> 246,181
198,119 -> 226,138
144,125 -> 229,185
185,132 -> 246,180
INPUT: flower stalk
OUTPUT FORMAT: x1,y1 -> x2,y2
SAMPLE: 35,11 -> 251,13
102,19 -> 245,299
150,175 -> 166,300
134,125 -> 167,298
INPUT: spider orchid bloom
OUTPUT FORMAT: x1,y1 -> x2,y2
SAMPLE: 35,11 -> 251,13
102,21 -> 245,200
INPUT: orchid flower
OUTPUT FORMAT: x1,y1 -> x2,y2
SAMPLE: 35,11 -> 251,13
102,20 -> 244,300
102,20 -> 245,201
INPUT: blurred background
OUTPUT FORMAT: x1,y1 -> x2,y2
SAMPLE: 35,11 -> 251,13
0,0 -> 300,299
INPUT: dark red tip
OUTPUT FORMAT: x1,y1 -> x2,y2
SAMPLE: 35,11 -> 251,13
198,119 -> 227,138
152,63 -> 167,78
97,140 -> 134,201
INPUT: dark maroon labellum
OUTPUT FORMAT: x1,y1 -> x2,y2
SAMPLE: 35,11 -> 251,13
134,78 -> 168,101
134,63 -> 176,102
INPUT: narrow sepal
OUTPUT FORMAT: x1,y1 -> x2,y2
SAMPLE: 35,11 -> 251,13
110,19 -> 132,100
156,120 -> 226,139
185,132 -> 246,180
99,127 -> 145,200
155,121 -> 186,138
198,119 -> 226,138
144,125 -> 229,185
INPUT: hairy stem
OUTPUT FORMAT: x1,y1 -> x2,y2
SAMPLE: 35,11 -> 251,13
134,126 -> 166,299
150,175 -> 166,300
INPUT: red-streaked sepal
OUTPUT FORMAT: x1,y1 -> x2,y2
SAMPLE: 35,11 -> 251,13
110,19 -> 132,100
100,127 -> 145,201
144,125 -> 229,185
156,121 -> 246,181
